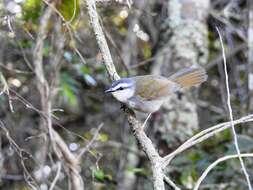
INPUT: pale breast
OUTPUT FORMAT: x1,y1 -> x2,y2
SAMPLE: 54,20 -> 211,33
126,96 -> 166,113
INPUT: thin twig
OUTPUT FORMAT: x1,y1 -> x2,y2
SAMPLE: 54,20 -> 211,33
194,153 -> 253,190
142,113 -> 152,130
162,114 -> 253,168
164,175 -> 181,190
248,0 -> 253,110
0,120 -> 39,189
49,162 -> 62,190
77,123 -> 104,159
216,26 -> 252,190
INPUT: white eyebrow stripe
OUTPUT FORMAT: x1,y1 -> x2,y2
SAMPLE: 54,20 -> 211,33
111,83 -> 129,90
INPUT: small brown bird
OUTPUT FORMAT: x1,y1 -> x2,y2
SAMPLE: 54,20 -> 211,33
105,67 -> 207,113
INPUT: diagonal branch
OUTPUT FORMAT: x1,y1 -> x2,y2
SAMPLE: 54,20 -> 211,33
77,123 -> 104,160
162,114 -> 253,167
86,0 -> 165,189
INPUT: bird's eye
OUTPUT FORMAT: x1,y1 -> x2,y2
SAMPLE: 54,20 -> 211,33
118,87 -> 124,90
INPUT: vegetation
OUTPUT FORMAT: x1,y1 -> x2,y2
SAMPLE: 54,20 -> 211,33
0,0 -> 252,189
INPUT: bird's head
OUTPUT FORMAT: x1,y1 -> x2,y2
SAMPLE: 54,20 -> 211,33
105,78 -> 135,102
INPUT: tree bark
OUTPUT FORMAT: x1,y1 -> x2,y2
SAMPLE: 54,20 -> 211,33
152,0 -> 210,142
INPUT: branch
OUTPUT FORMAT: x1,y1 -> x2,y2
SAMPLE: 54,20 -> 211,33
216,27 -> 252,190
194,153 -> 253,190
49,162 -> 62,190
164,175 -> 181,190
248,0 -> 253,110
33,6 -> 84,190
162,114 -> 253,167
86,0 -> 120,81
77,123 -> 104,159
96,0 -> 132,7
86,0 -> 165,189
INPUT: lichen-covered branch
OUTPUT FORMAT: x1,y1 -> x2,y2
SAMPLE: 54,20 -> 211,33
86,0 -> 165,189
86,0 -> 119,81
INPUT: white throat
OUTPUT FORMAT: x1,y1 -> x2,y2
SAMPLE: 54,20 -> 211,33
112,88 -> 135,103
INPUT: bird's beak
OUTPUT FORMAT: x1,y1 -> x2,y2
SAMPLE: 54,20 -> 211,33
105,88 -> 113,93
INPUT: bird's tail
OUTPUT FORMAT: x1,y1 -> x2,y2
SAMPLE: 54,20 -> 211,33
169,67 -> 207,88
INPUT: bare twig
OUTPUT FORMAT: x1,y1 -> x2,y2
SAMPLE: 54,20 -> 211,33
33,7 -> 84,190
77,123 -> 104,159
248,0 -> 253,110
42,0 -> 87,65
164,175 -> 181,190
162,114 -> 253,167
216,27 -> 252,190
0,72 -> 14,112
194,153 -> 253,190
0,120 -> 39,189
86,0 -> 165,189
206,43 -> 247,69
49,162 -> 62,190
96,0 -> 132,7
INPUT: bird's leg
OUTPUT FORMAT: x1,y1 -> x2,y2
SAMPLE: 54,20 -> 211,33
141,113 -> 152,130
175,91 -> 184,100
120,104 -> 128,112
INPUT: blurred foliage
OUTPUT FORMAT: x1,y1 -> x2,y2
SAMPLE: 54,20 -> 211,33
57,0 -> 80,21
0,0 -> 252,190
60,72 -> 79,106
91,167 -> 113,183
22,0 -> 42,22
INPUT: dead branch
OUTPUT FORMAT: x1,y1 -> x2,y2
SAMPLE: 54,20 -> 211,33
33,6 -> 84,190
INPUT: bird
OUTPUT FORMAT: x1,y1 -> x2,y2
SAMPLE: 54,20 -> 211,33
105,67 -> 207,113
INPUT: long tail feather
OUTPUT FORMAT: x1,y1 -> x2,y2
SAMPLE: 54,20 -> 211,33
169,67 -> 207,88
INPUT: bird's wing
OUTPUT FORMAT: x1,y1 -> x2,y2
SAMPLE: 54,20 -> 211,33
132,75 -> 174,101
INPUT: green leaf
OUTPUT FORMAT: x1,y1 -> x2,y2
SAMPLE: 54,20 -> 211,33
60,73 -> 79,106
62,84 -> 77,106
104,174 -> 113,181
126,167 -> 147,176
91,167 -> 105,181
22,0 -> 42,22
80,66 -> 91,74
90,167 -> 113,182
98,133 -> 109,142
57,0 -> 80,22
